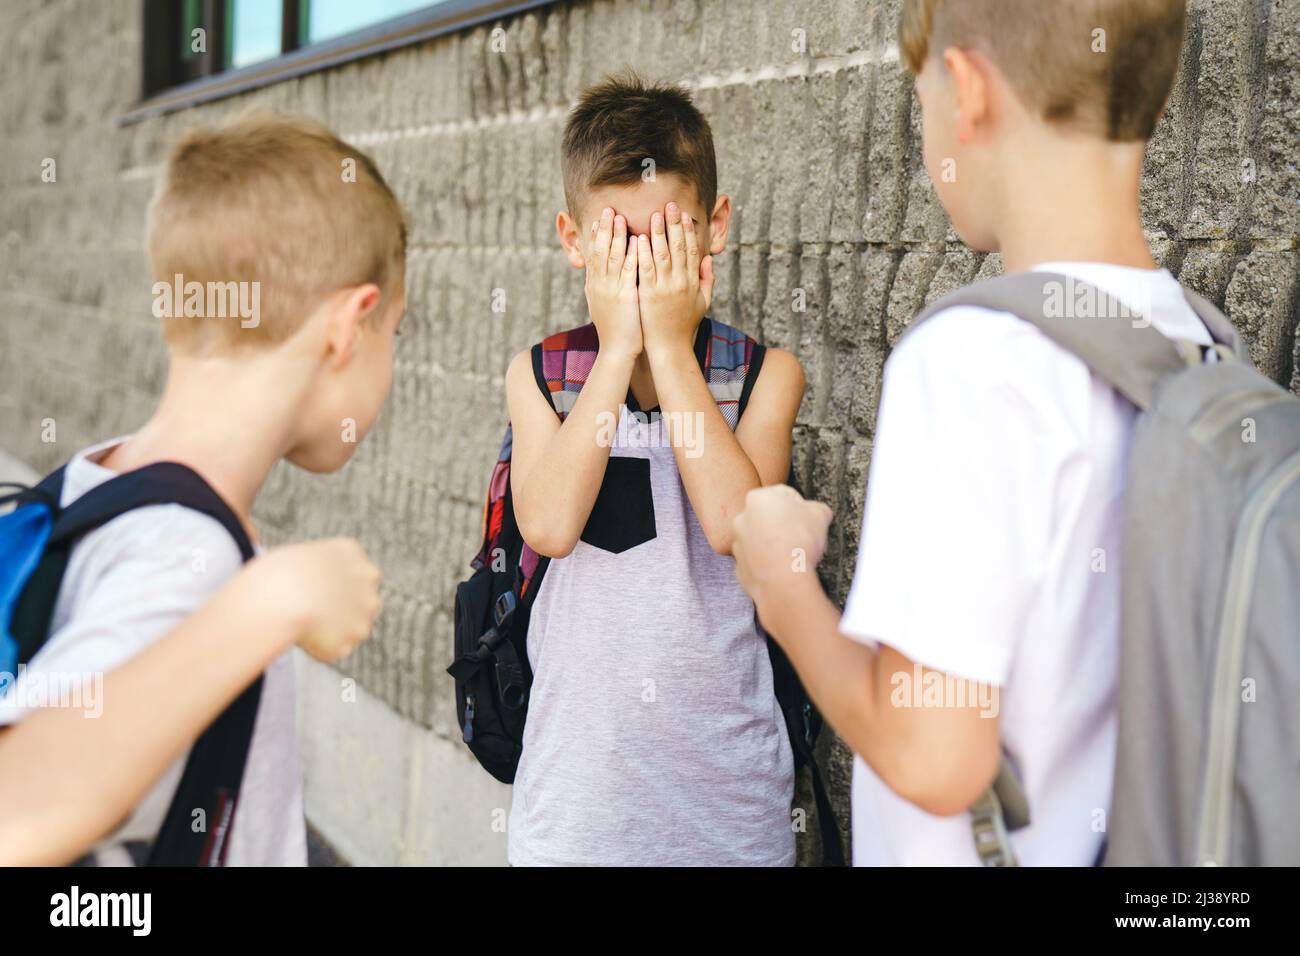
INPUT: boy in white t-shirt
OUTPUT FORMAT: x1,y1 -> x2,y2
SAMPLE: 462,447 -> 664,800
730,0 -> 1201,865
0,111 -> 406,865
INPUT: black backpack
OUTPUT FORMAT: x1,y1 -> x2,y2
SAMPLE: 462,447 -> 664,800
0,461 -> 260,865
448,318 -> 846,865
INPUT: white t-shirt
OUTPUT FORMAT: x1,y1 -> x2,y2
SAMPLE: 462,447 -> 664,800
0,438 -> 306,866
841,263 -> 1211,866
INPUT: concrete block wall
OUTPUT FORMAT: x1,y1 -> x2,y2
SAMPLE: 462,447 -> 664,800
0,0 -> 1295,864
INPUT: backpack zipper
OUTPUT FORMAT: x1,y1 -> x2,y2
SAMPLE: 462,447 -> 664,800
1195,448 -> 1300,865
463,693 -> 476,744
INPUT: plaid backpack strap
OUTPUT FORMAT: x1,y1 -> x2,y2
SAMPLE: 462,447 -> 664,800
530,323 -> 599,423
697,317 -> 766,430
473,425 -> 514,571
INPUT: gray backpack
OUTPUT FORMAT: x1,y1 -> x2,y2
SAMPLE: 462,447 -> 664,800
907,272 -> 1300,867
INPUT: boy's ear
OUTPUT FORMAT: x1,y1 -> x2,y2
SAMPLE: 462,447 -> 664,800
324,283 -> 382,370
707,195 -> 732,255
556,211 -> 587,269
942,47 -> 990,145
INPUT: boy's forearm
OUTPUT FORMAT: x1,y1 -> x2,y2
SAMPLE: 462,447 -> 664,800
0,573 -> 298,866
515,348 -> 637,556
758,580 -> 1000,817
646,341 -> 761,553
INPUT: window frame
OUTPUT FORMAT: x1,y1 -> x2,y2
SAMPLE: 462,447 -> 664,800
131,0 -> 554,124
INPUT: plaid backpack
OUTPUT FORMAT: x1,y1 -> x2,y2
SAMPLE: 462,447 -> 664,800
448,317 -> 845,864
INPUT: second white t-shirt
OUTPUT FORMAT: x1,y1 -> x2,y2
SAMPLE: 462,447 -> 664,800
841,263 -> 1211,866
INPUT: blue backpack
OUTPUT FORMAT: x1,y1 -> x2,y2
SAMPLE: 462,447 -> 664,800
0,462 -> 260,866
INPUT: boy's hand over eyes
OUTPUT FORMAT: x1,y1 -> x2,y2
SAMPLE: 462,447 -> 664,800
637,202 -> 714,354
584,207 -> 642,358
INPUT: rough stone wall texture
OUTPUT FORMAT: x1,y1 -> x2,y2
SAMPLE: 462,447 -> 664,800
0,0 -> 1295,864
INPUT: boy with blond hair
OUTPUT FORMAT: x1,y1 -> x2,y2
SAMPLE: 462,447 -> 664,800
0,111 -> 406,865
733,0 -> 1206,865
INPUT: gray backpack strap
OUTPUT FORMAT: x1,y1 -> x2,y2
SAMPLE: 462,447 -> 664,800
908,272 -> 1210,412
1179,287 -> 1250,361
970,754 -> 1031,867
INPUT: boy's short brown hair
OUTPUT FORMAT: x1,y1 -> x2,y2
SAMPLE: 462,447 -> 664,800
148,110 -> 407,352
562,71 -> 717,216
900,0 -> 1187,141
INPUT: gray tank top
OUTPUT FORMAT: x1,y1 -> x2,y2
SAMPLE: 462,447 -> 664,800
507,405 -> 796,866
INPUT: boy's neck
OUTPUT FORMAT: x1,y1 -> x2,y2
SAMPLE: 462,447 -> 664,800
101,348 -> 317,525
990,135 -> 1157,275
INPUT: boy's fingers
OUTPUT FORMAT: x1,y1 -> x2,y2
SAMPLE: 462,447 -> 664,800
592,207 -> 614,275
622,234 -> 639,280
683,211 -> 701,277
700,254 -> 715,310
608,214 -> 627,274
636,227 -> 655,284
650,210 -> 671,278
665,202 -> 687,275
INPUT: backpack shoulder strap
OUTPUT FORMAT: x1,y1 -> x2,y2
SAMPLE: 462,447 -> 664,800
908,272 -> 1200,411
10,460 -> 260,867
48,461 -> 254,558
531,323 -> 599,422
10,463 -> 249,665
699,317 -> 766,428
530,319 -> 768,427
1180,287 -> 1249,360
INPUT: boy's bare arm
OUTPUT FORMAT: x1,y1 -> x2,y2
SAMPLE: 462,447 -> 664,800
640,204 -> 805,554
0,539 -> 379,866
731,486 -> 1002,816
509,211 -> 641,558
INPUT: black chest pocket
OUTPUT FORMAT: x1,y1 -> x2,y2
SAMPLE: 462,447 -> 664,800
580,455 -> 657,554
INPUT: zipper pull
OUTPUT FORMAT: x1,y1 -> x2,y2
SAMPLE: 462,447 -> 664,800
463,693 -> 476,743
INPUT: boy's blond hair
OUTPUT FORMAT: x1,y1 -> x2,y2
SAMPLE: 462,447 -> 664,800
900,0 -> 1186,141
147,110 -> 407,352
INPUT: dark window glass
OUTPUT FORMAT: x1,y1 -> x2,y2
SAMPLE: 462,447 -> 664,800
139,0 -> 552,113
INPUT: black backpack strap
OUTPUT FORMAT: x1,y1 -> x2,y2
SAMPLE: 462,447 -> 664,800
46,462 -> 255,557
11,461 -> 261,867
808,757 -> 846,866
10,467 -> 70,667
737,340 -> 766,420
